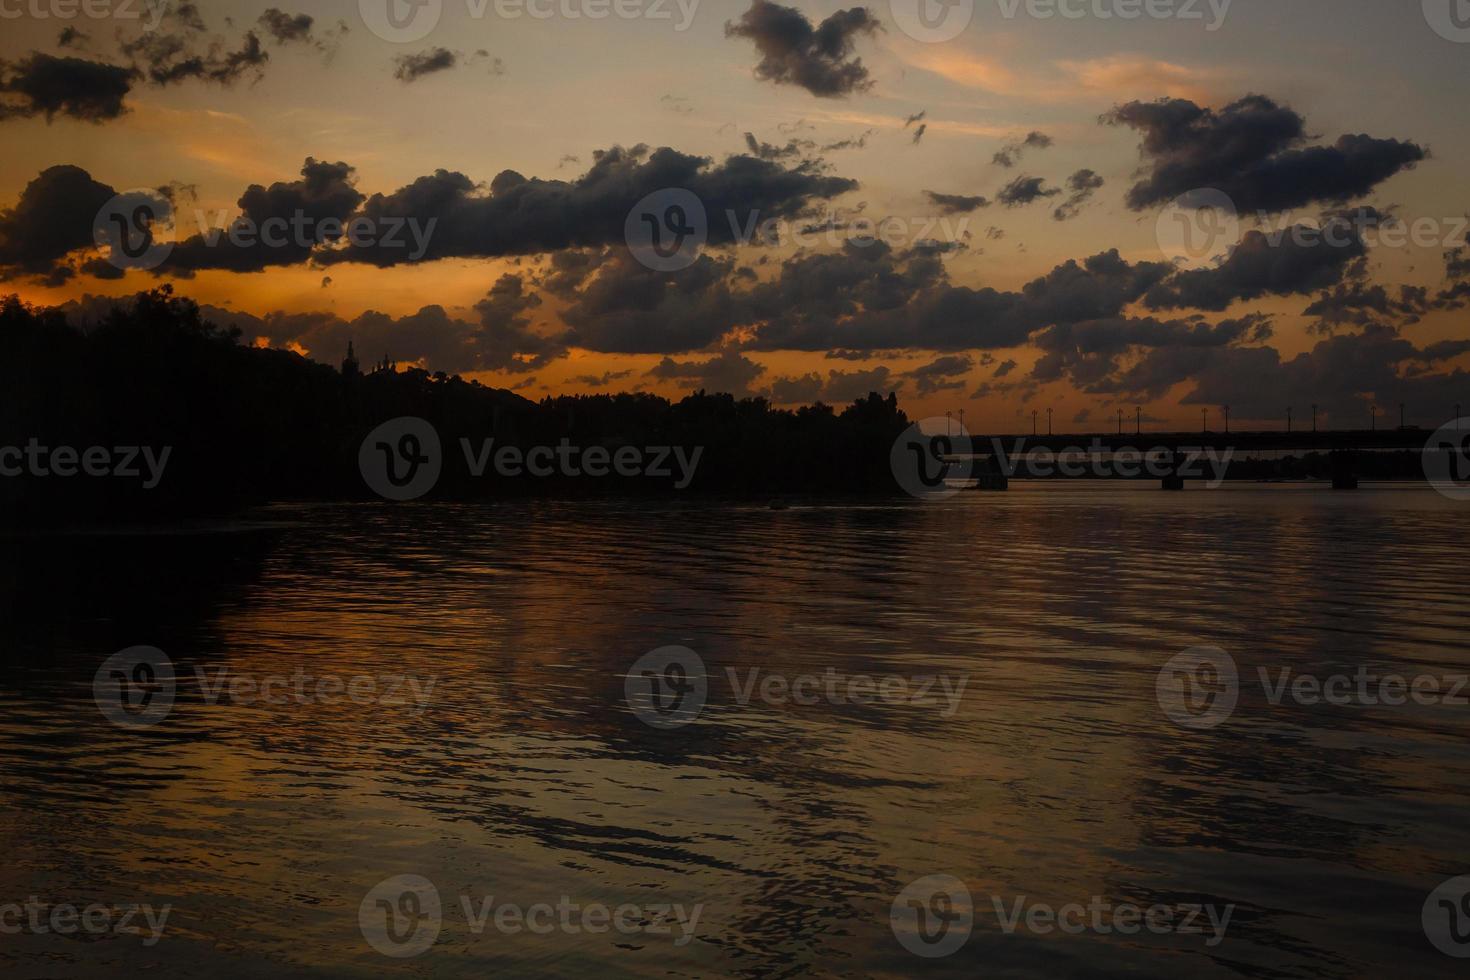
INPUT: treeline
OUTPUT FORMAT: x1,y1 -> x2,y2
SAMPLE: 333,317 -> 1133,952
0,289 -> 909,525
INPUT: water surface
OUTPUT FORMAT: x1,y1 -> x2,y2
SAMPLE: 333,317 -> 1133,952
2,485 -> 1466,977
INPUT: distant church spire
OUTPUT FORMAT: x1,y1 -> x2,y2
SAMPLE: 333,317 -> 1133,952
342,339 -> 360,379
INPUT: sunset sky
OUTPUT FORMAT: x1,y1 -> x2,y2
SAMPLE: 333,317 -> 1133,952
2,0 -> 1468,429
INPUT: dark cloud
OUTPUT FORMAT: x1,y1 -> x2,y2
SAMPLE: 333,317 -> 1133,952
166,159 -> 365,273
325,144 -> 857,267
0,165 -> 120,281
1119,324 -> 1469,424
395,48 -> 458,82
924,191 -> 989,215
1053,169 -> 1104,221
1303,279 -> 1429,333
905,354 -> 973,394
257,9 -> 315,44
558,250 -> 741,355
648,351 -> 767,396
911,123 -> 927,145
769,366 -> 896,404
571,370 -> 634,387
744,132 -> 813,160
121,3 -> 270,87
997,176 -> 1060,208
993,131 -> 1053,168
57,27 -> 89,49
1144,214 -> 1371,312
1104,95 -> 1426,213
1031,313 -> 1271,392
197,274 -> 563,376
821,130 -> 872,152
904,110 -> 926,127
0,54 -> 135,123
725,0 -> 881,98
741,245 -> 1172,354
1433,245 -> 1470,310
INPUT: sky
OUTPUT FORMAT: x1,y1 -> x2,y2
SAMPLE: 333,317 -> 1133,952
1,0 -> 1468,430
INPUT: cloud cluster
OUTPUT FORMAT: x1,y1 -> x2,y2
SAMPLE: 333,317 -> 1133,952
725,0 -> 881,98
993,131 -> 1053,168
323,144 -> 856,266
1105,95 -> 1426,213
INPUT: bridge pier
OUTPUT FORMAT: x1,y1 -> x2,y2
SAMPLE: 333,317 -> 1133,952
1329,449 -> 1359,490
974,454 -> 1009,491
1161,450 -> 1185,490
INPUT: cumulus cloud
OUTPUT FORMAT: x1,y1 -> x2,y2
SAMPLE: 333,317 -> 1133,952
1144,213 -> 1373,312
198,274 -> 563,376
1116,324 -> 1469,424
1104,95 -> 1426,214
324,144 -> 856,267
166,159 -> 365,273
0,54 -> 135,123
0,165 -> 122,281
725,0 -> 881,98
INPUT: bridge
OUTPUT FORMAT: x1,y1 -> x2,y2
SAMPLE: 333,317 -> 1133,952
943,426 -> 1465,490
